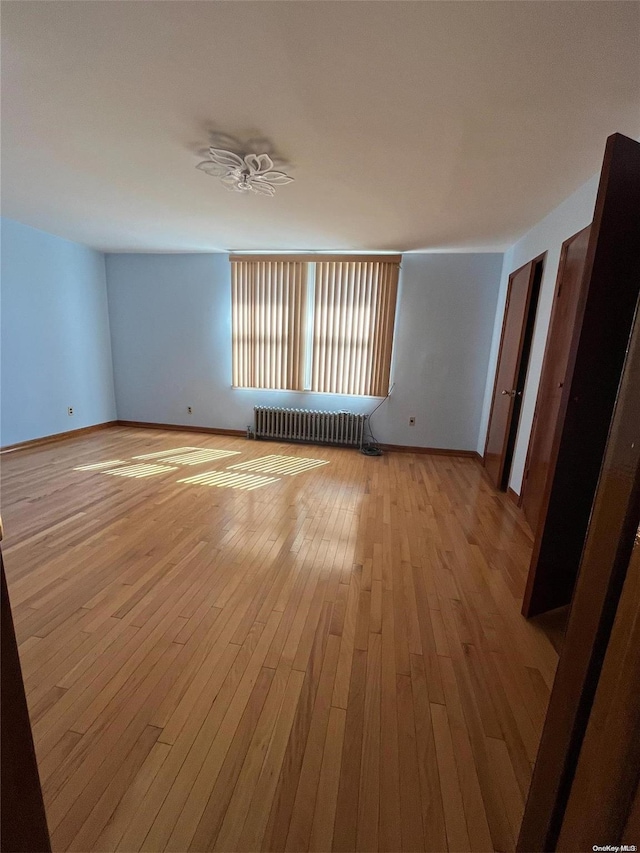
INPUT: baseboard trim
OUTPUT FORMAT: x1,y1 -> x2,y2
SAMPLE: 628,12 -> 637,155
1,420 -> 487,458
118,425 -> 479,455
116,420 -> 246,438
507,486 -> 521,506
378,443 -> 478,457
0,421 -> 118,454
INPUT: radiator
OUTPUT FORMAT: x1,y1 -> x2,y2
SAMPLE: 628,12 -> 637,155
253,406 -> 366,448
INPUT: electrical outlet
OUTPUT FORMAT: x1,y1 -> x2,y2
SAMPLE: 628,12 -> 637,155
68,406 -> 74,416
187,406 -> 193,414
409,416 -> 416,426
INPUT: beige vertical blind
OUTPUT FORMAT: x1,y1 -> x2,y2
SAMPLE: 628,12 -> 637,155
311,259 -> 400,396
231,259 -> 307,390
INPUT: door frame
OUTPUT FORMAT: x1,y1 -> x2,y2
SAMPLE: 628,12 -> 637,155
521,132 -> 640,619
518,226 -> 591,517
483,252 -> 545,490
517,281 -> 640,853
1,549 -> 52,853
517,131 -> 640,850
558,531 -> 640,850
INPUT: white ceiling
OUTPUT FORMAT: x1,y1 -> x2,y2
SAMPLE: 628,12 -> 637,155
2,1 -> 639,253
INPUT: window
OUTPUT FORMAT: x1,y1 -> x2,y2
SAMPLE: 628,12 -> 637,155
231,259 -> 307,390
230,255 -> 400,397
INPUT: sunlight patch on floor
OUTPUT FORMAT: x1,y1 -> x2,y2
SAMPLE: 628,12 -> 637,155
132,446 -> 200,459
74,460 -> 128,471
228,454 -> 330,476
102,463 -> 178,479
177,470 -> 279,491
158,449 -> 241,465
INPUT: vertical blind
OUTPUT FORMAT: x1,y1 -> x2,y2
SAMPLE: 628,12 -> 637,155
312,259 -> 399,396
231,259 -> 307,390
230,255 -> 400,396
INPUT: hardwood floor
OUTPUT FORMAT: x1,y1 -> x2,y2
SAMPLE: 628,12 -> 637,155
1,426 -> 559,852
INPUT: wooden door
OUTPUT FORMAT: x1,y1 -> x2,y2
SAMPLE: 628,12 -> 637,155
556,530 -> 640,851
517,132 -> 640,852
623,780 -> 640,844
520,226 -> 591,534
484,259 -> 539,489
1,550 -> 52,853
518,270 -> 640,852
522,132 -> 640,619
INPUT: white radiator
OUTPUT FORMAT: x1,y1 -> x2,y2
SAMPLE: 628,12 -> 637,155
253,407 -> 366,448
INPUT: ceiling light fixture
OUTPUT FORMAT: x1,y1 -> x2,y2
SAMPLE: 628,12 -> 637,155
197,147 -> 294,196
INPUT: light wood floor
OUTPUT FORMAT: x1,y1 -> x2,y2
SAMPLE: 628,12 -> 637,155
1,427 -> 559,853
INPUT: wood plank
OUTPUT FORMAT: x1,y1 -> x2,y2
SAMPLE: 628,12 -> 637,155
379,586 -> 402,853
331,648 -> 367,852
186,666 -> 276,851
237,669 -> 306,851
431,702 -> 471,852
397,672 -> 425,852
356,632 -> 382,853
284,633 -> 341,851
410,654 -> 448,853
309,706 -> 346,853
210,664 -> 291,852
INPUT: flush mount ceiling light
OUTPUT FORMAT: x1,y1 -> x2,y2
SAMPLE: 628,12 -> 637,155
196,132 -> 294,196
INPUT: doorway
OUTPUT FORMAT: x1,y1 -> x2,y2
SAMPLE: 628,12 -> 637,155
520,226 -> 591,536
484,255 -> 544,490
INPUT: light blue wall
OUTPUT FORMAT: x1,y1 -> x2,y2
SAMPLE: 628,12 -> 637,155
395,253 -> 502,449
1,218 -> 116,446
106,251 -> 502,450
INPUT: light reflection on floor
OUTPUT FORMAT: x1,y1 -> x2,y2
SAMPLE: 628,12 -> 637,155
228,454 -> 330,476
177,470 -> 280,491
75,448 -> 330,490
74,460 -> 128,471
132,446 -> 200,459
157,449 -> 241,465
101,463 -> 178,479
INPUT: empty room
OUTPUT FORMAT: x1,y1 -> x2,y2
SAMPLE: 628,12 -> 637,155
1,2 -> 639,852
